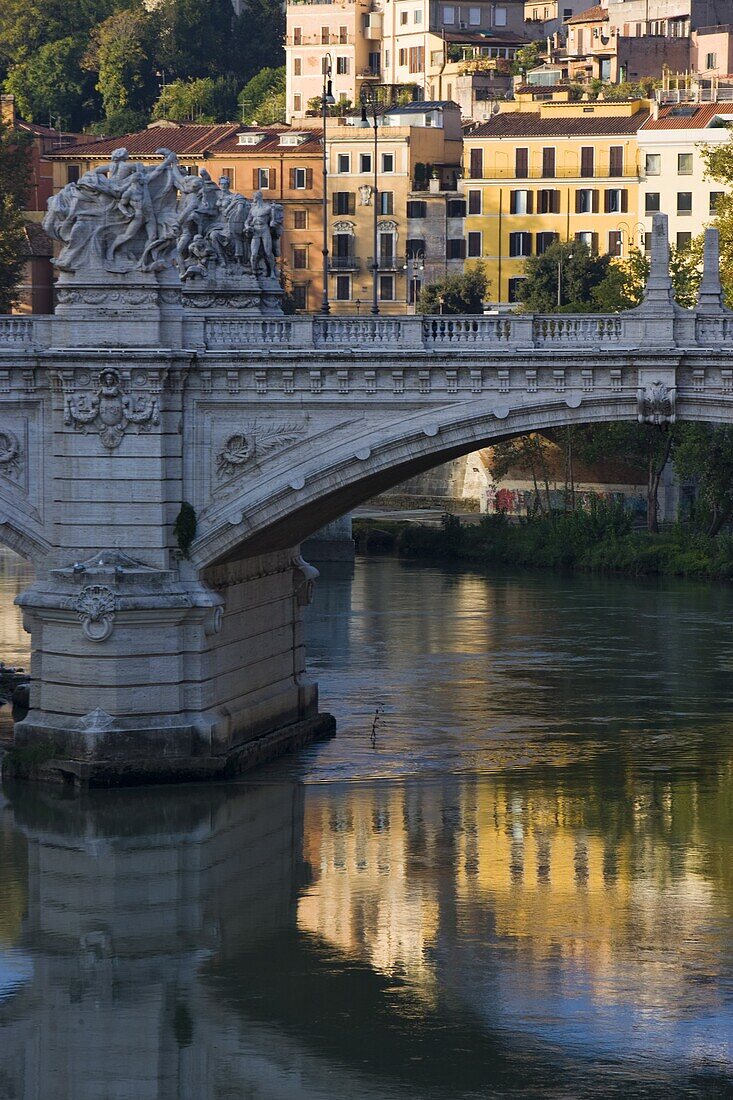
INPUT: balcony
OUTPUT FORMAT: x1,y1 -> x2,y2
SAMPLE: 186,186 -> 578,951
286,32 -> 355,44
469,165 -> 640,180
368,255 -> 399,272
329,254 -> 360,271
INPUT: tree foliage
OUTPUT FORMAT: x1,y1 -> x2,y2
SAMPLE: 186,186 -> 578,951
152,76 -> 239,122
153,0 -> 235,81
417,263 -> 489,314
518,241 -> 610,312
84,8 -> 157,118
239,67 -> 286,124
674,424 -> 733,536
701,135 -> 733,305
0,119 -> 31,312
4,36 -> 93,130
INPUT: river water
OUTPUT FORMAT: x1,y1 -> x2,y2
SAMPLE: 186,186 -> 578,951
0,551 -> 732,1097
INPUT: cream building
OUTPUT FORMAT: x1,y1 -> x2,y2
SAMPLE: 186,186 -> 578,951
638,101 -> 733,252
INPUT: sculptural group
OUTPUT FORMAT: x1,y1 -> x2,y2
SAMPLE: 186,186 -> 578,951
44,148 -> 284,284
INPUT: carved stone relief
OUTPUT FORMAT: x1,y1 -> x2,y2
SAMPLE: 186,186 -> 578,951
72,584 -> 117,641
637,382 -> 676,426
63,368 -> 160,449
0,429 -> 21,480
216,422 -> 305,480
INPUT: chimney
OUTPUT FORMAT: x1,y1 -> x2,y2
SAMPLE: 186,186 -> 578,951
652,99 -> 659,120
1,94 -> 17,128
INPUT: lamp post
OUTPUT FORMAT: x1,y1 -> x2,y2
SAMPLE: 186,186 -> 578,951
320,56 -> 335,315
360,82 -> 380,316
402,249 -> 425,311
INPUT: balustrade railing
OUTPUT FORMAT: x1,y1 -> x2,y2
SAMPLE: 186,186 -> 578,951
0,318 -> 34,346
532,315 -> 623,345
313,317 -> 404,346
204,319 -> 294,347
422,316 -> 513,344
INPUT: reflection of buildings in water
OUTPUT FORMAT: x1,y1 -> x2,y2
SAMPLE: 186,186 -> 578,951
304,559 -> 355,669
297,776 -> 733,1051
0,549 -> 33,668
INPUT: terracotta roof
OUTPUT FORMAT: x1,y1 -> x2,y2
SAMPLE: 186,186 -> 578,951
467,108 -> 650,138
565,5 -> 608,22
641,101 -> 733,129
211,128 -> 323,153
52,122 -> 242,158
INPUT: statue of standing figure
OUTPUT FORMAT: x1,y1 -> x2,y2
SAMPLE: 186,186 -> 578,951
246,191 -> 280,279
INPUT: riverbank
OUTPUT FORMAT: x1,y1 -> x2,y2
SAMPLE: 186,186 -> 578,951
353,508 -> 733,580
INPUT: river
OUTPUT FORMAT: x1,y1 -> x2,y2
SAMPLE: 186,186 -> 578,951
0,551 -> 732,1097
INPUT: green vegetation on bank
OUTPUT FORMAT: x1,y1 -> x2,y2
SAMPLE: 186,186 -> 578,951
355,508 -> 733,580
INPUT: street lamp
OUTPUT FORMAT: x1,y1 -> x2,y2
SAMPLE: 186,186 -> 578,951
360,82 -> 380,316
320,55 -> 336,315
402,248 -> 426,311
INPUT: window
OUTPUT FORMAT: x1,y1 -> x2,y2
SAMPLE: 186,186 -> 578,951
339,24 -> 348,42
563,6 -> 572,15
677,191 -> 692,214
575,188 -> 597,214
608,230 -> 623,256
293,94 -> 301,112
706,51 -> 717,70
677,152 -> 693,175
333,191 -> 355,215
291,167 -> 309,190
536,231 -> 558,254
292,246 -> 308,270
335,275 -> 351,300
407,200 -> 427,218
293,284 -> 308,310
542,147 -> 556,178
580,147 -> 595,177
408,46 -> 424,73
293,26 -> 302,44
293,58 -> 302,76
710,191 -> 724,214
368,51 -> 381,75
406,237 -> 426,257
336,56 -> 349,75
469,5 -> 481,22
604,188 -> 627,213
257,167 -> 270,189
515,147 -> 529,178
398,48 -> 407,66
510,189 -> 533,214
67,164 -> 80,184
538,188 -> 560,214
645,153 -> 661,176
575,231 -> 597,252
443,5 -> 455,22
321,26 -> 329,43
379,191 -> 394,214
400,9 -> 408,23
468,189 -> 482,214
447,238 -> 466,259
609,146 -> 623,176
382,153 -> 395,173
337,153 -> 351,173
293,210 -> 307,229
414,8 -> 422,21
676,231 -> 692,249
494,5 -> 507,24
508,277 -> 526,303
360,153 -> 372,173
380,275 -> 394,300
468,231 -> 482,257
509,231 -> 532,257
645,192 -> 660,213
447,198 -> 466,217
470,147 -> 484,179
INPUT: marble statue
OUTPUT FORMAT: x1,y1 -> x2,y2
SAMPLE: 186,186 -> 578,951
245,191 -> 279,279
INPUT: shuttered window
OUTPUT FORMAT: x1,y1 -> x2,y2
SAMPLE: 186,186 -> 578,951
609,146 -> 623,176
580,147 -> 594,178
542,147 -> 556,178
469,147 -> 483,179
515,147 -> 529,178
333,192 -> 356,215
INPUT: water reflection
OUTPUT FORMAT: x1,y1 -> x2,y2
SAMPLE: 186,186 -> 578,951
0,759 -> 731,1097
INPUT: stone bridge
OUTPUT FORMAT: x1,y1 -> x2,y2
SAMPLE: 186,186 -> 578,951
1,214 -> 732,783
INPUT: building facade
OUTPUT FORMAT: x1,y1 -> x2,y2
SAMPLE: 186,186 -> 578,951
462,97 -> 649,304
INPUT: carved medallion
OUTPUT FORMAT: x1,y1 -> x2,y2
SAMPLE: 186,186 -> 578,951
0,429 -> 21,479
73,585 -> 116,642
216,422 -> 305,480
64,368 -> 159,450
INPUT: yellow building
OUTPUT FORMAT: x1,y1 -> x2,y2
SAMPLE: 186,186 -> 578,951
317,101 -> 464,312
462,96 -> 650,304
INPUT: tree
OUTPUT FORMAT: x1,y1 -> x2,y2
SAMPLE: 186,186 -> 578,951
417,263 -> 489,314
152,76 -> 239,122
84,8 -> 157,119
238,67 -> 286,124
674,424 -> 733,536
232,0 -> 285,85
511,42 -> 542,76
0,0 -> 123,75
518,241 -> 610,312
0,119 -> 31,313
4,36 -> 93,130
153,0 -> 235,81
700,136 -> 733,304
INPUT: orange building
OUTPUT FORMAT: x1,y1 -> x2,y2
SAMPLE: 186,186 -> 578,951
46,120 -> 326,314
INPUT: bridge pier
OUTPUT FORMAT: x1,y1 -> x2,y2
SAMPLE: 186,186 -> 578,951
11,550 -> 332,786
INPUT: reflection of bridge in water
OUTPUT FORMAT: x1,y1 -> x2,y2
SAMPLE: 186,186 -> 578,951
0,762 -> 731,1097
2,213 -> 733,783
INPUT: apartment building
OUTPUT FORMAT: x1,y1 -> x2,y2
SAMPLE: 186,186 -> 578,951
320,101 -> 464,311
286,0 -> 527,121
462,97 -> 649,303
638,101 -> 733,252
46,121 -> 325,313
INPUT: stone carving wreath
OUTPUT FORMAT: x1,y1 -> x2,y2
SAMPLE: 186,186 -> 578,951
0,429 -> 21,478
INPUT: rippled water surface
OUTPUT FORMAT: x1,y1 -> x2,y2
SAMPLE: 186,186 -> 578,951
1,552 -> 732,1098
